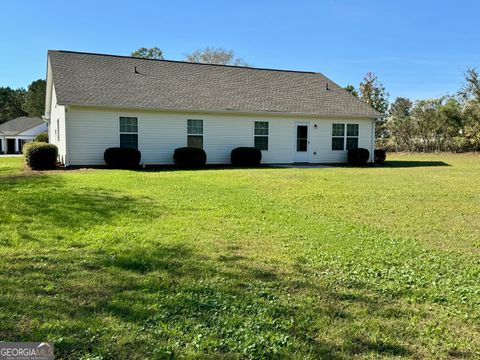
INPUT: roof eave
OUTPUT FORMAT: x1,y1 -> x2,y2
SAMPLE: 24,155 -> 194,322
59,102 -> 380,119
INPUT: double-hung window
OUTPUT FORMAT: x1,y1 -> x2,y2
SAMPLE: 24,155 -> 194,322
187,119 -> 203,148
119,116 -> 138,149
346,124 -> 359,150
332,124 -> 345,150
331,123 -> 359,150
254,121 -> 269,150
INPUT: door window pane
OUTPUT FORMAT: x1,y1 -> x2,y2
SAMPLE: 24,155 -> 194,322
296,125 -> 308,152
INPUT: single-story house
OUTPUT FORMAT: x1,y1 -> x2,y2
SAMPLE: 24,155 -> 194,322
0,117 -> 47,154
44,50 -> 380,166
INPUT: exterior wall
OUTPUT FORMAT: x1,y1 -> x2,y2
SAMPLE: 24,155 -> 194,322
309,119 -> 374,163
48,85 -> 67,163
66,106 -> 375,166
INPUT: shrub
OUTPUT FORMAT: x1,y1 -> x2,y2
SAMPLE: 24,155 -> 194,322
23,142 -> 58,170
35,132 -> 49,143
173,147 -> 207,167
347,148 -> 370,166
374,149 -> 387,164
231,147 -> 262,166
104,147 -> 141,169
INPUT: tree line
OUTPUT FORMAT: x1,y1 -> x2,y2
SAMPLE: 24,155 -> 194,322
345,69 -> 480,152
0,79 -> 46,124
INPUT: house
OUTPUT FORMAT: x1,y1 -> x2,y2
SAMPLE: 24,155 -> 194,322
0,117 -> 47,154
44,50 -> 379,166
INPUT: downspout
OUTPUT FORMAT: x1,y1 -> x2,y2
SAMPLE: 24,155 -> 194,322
371,120 -> 376,163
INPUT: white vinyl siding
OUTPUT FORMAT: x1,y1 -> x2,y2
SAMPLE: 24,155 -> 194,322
310,119 -> 374,163
65,106 -> 374,165
49,84 -> 66,163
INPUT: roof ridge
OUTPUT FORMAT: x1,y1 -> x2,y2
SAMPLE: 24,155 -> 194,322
48,50 -> 320,75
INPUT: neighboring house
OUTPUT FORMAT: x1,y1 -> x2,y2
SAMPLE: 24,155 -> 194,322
0,117 -> 47,154
45,50 -> 379,166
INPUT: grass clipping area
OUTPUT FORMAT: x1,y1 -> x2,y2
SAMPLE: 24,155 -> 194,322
0,153 -> 479,359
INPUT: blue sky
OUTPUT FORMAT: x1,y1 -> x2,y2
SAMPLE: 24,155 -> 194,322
1,0 -> 478,101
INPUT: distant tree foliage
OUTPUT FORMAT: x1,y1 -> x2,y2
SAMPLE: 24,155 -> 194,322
459,68 -> 480,102
35,132 -> 49,143
359,72 -> 389,139
386,92 -> 480,152
0,87 -> 26,123
348,69 -> 479,152
23,79 -> 46,117
184,47 -> 249,66
344,85 -> 358,97
0,79 -> 46,123
131,47 -> 164,60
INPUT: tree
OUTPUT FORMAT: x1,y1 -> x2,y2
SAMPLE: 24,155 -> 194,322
35,132 -> 48,143
23,79 -> 46,117
0,87 -> 26,123
387,97 -> 414,151
131,47 -> 164,60
184,47 -> 249,66
459,68 -> 480,102
359,72 -> 389,139
344,85 -> 358,97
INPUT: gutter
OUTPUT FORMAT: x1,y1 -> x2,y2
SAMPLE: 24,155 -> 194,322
58,103 -> 379,120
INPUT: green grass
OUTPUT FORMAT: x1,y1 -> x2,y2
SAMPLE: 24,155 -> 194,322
0,153 -> 479,359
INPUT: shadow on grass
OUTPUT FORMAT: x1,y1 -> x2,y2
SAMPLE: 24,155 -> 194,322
383,160 -> 450,168
0,172 -> 158,245
0,239 -> 415,358
0,173 -> 417,358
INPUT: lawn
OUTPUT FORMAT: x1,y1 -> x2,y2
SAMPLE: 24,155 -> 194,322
0,153 -> 479,359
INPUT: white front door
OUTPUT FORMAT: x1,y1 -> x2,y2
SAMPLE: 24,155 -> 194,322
294,123 -> 310,162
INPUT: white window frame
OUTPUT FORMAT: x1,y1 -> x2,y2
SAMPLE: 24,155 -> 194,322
57,119 -> 60,142
331,123 -> 359,151
186,119 -> 204,149
119,116 -> 139,149
254,121 -> 269,151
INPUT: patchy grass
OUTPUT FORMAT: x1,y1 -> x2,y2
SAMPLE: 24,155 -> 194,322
0,153 -> 479,359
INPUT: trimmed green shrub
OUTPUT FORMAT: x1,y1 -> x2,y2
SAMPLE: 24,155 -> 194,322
35,132 -> 49,143
374,149 -> 387,164
173,147 -> 207,167
231,147 -> 262,166
347,148 -> 370,166
104,147 -> 141,169
23,142 -> 58,170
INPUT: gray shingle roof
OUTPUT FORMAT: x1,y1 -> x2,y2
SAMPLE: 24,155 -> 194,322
0,117 -> 43,136
48,50 -> 380,118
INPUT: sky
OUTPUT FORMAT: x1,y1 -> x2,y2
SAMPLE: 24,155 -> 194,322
1,0 -> 479,101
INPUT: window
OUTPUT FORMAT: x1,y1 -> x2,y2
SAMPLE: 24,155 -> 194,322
332,123 -> 345,150
346,124 -> 359,150
254,121 -> 269,150
119,116 -> 138,149
57,119 -> 60,142
187,119 -> 203,148
331,123 -> 359,150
